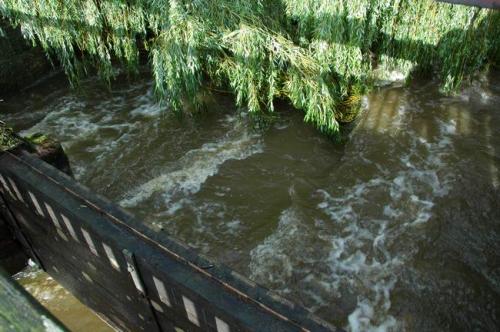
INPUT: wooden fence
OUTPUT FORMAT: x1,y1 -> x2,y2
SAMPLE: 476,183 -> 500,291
0,149 -> 338,332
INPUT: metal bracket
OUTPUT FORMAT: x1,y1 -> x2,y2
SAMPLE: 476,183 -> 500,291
124,249 -> 146,296
123,249 -> 168,332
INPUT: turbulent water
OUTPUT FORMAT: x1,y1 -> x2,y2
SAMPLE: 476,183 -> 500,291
2,70 -> 500,332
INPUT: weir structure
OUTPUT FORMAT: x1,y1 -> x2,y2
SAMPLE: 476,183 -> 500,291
0,148 -> 339,332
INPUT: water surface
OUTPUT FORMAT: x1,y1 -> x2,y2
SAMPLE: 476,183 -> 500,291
14,266 -> 113,332
2,70 -> 500,332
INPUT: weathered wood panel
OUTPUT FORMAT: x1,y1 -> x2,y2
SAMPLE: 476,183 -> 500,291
0,213 -> 27,274
0,150 -> 339,332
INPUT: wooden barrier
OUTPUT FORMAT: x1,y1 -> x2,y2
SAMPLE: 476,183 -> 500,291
0,149 -> 339,332
0,215 -> 28,274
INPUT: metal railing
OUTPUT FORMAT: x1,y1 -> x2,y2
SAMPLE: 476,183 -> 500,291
437,0 -> 500,8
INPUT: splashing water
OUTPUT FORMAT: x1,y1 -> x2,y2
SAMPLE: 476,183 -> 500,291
3,71 -> 500,331
120,115 -> 264,210
248,82 -> 484,331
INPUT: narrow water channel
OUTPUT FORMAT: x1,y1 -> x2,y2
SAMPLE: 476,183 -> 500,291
13,265 -> 113,331
2,69 -> 499,331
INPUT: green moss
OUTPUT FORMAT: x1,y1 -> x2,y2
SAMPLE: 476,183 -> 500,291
1,0 -> 498,136
0,123 -> 54,152
0,122 -> 21,151
24,133 -> 50,146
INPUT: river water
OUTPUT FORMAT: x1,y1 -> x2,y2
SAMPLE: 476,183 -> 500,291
2,69 -> 499,331
13,265 -> 113,332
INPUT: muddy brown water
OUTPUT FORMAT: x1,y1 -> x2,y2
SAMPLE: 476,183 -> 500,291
13,266 -> 113,331
1,69 -> 499,332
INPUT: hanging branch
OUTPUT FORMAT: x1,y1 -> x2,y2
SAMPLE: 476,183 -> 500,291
0,0 -> 498,135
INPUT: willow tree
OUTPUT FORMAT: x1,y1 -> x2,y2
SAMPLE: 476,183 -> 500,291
1,0 -> 499,135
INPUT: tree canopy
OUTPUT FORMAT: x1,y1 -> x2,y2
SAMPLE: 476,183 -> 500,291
1,0 -> 499,134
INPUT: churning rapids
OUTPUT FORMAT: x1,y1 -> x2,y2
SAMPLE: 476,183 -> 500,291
2,70 -> 500,332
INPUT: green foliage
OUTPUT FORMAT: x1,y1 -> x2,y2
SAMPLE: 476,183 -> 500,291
0,122 -> 21,151
24,133 -> 49,145
1,0 -> 498,135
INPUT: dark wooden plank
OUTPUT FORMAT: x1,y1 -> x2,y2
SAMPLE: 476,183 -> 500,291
6,205 -> 159,332
0,150 -> 339,332
32,242 -> 157,332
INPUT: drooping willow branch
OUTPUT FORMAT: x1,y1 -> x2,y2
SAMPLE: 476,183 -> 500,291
1,0 -> 499,134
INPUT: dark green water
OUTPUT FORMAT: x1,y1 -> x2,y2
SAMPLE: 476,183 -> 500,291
2,70 -> 500,331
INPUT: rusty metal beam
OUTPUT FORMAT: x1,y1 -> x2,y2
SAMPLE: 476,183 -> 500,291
437,0 -> 500,8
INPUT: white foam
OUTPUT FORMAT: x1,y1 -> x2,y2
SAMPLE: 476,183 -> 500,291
348,301 -> 397,332
129,87 -> 163,118
249,94 -> 459,331
42,315 -> 64,332
120,121 -> 263,209
21,97 -> 96,141
249,208 -> 302,285
323,124 -> 454,330
19,84 -> 162,180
